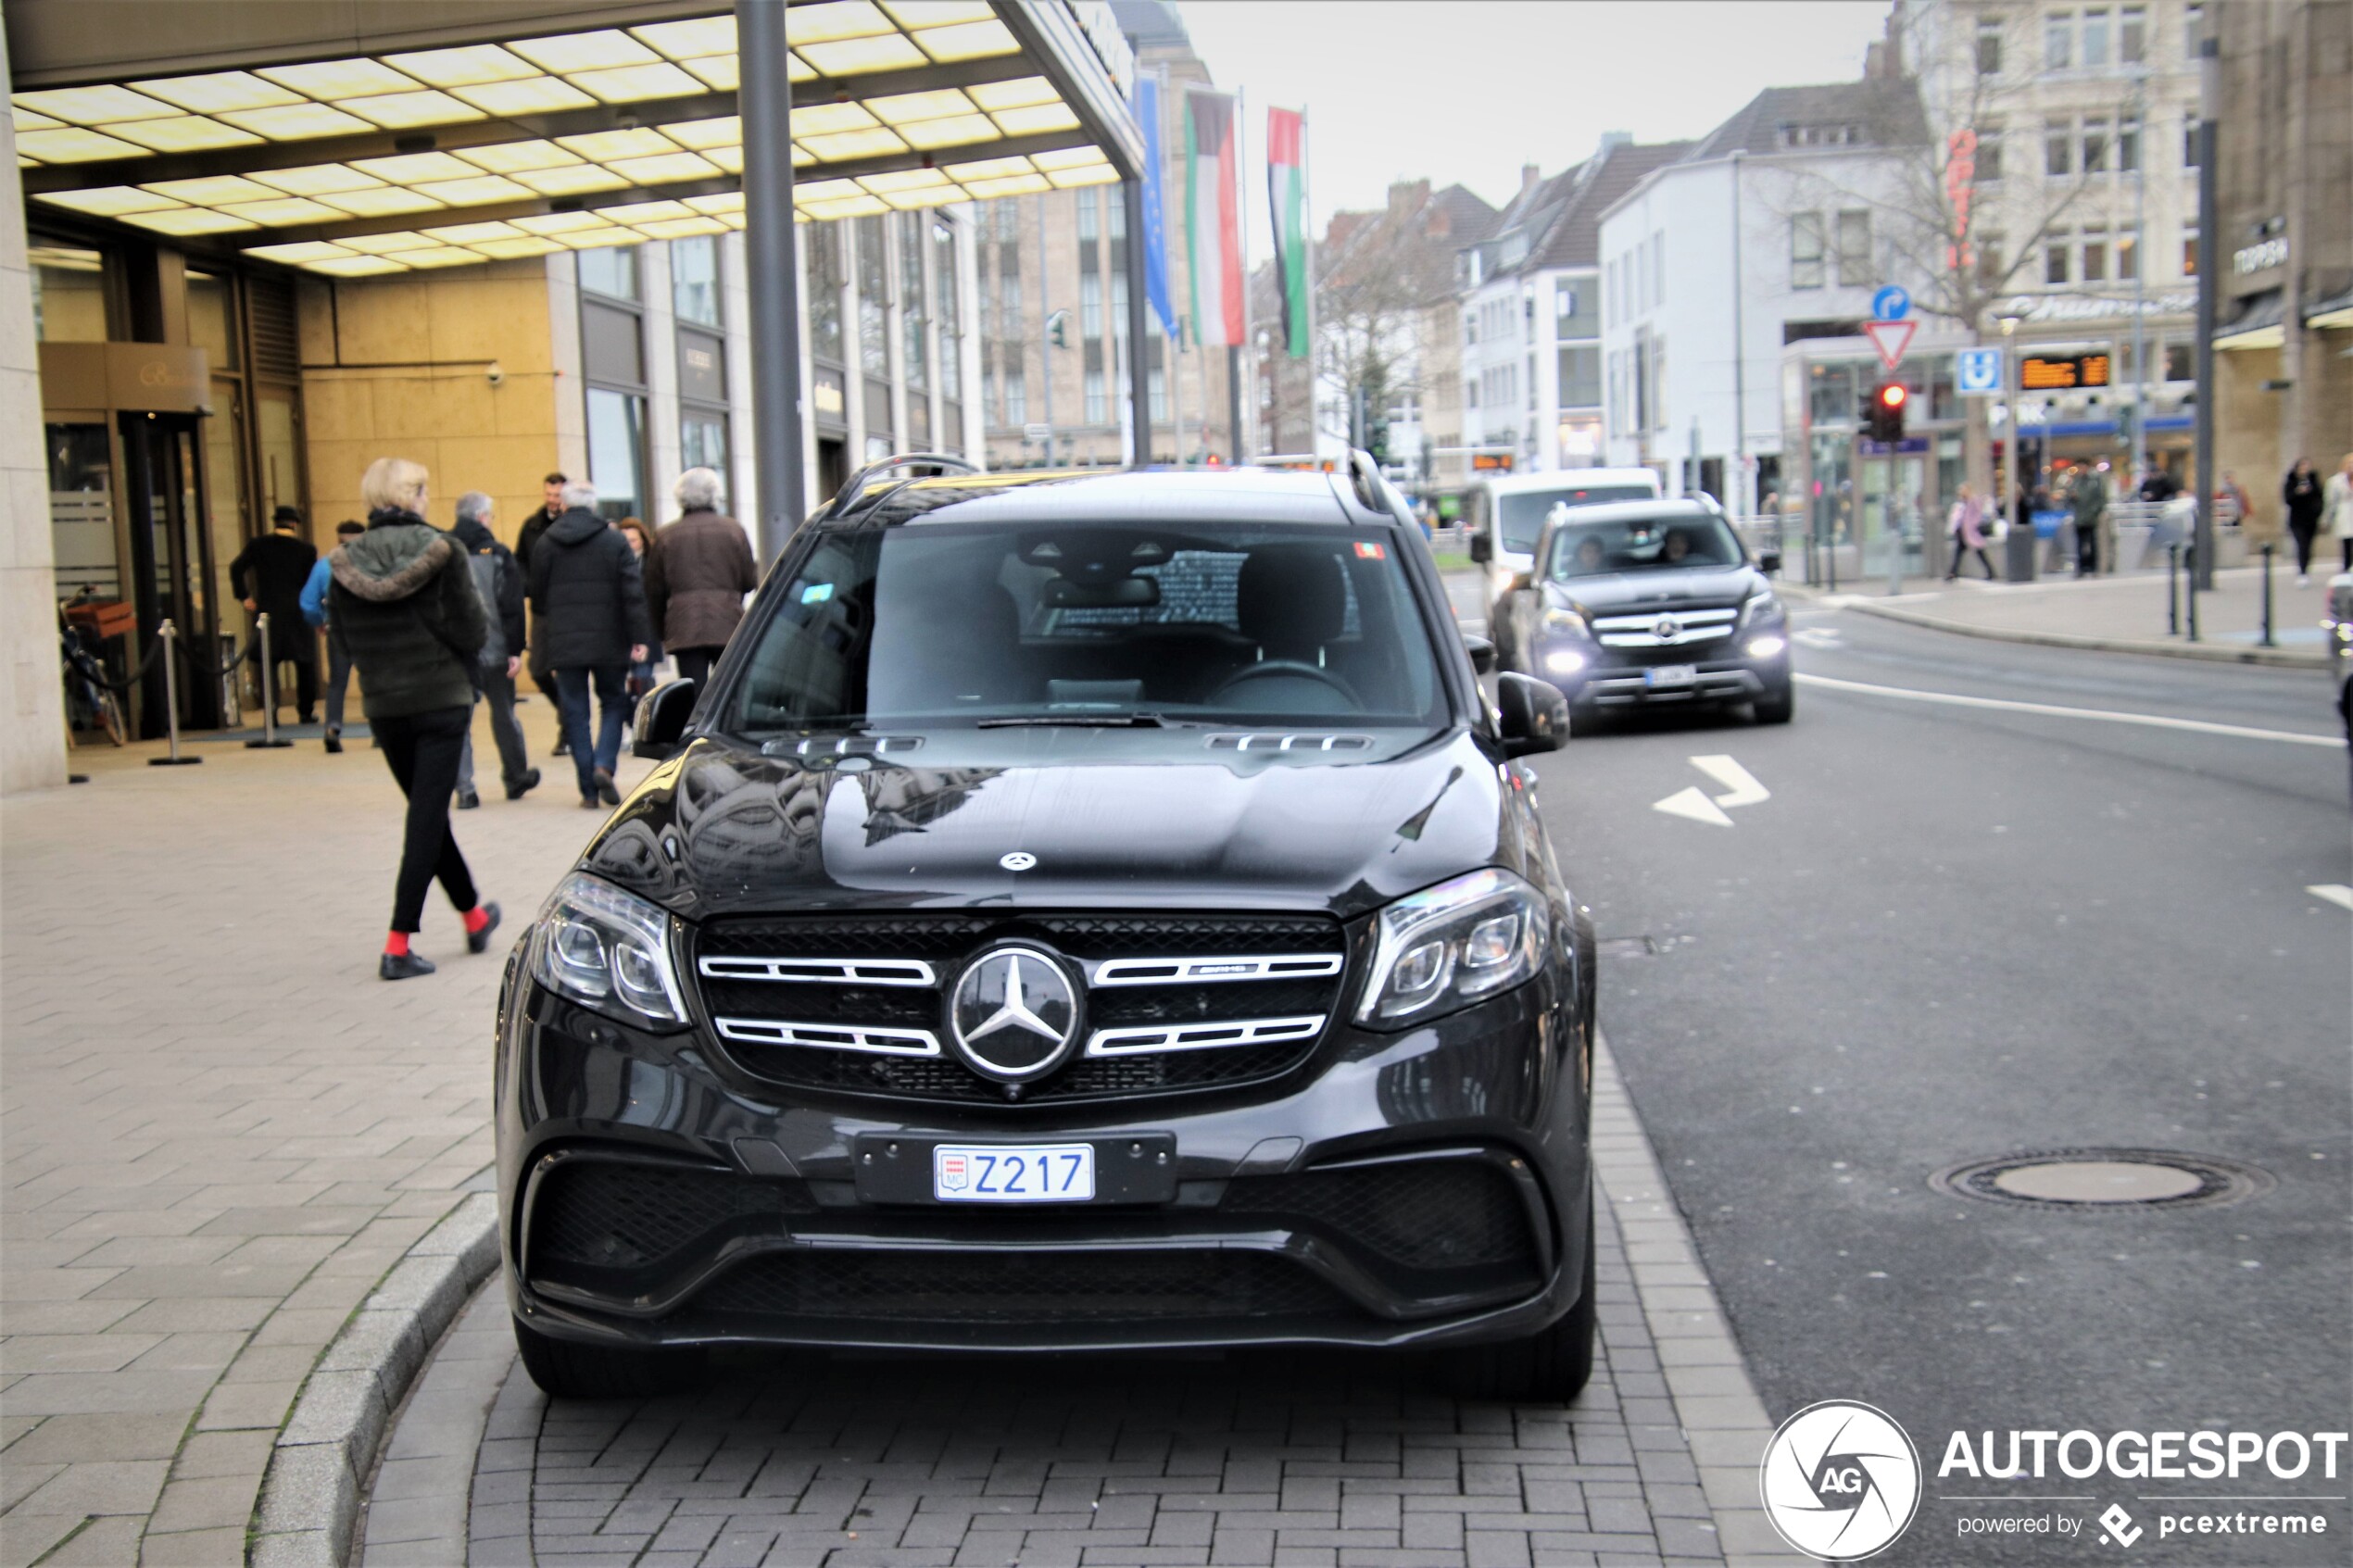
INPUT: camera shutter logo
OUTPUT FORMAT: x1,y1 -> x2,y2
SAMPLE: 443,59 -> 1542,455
2097,1503 -> 2143,1548
1758,1399 -> 1922,1561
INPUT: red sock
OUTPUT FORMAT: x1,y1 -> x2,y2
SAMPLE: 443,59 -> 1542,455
462,906 -> 491,935
384,931 -> 410,956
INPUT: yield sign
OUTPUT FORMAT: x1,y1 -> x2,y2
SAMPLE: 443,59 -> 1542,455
1863,319 -> 1916,371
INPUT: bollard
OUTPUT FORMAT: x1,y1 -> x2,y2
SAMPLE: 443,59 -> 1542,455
2259,543 -> 2275,647
245,612 -> 292,748
146,621 -> 202,767
2184,541 -> 2199,642
2167,544 -> 2179,635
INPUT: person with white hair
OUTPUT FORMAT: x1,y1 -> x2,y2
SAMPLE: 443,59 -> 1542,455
525,479 -> 651,809
329,457 -> 501,979
449,490 -> 537,806
655,467 -> 759,687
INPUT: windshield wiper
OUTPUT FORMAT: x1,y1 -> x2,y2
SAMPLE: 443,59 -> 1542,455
977,712 -> 1171,729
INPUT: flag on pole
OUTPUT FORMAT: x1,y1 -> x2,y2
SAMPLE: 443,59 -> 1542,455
1183,89 -> 1244,348
1135,73 -> 1176,340
1266,107 -> 1308,359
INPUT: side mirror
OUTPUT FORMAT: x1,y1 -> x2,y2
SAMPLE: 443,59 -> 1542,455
1495,671 -> 1569,758
1757,549 -> 1782,574
1468,531 -> 1493,564
631,677 -> 698,760
1462,633 -> 1497,674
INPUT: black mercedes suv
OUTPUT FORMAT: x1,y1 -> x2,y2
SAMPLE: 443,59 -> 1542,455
1496,497 -> 1793,722
495,456 -> 1599,1401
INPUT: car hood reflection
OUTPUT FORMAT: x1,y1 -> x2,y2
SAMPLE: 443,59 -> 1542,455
583,728 -> 1512,920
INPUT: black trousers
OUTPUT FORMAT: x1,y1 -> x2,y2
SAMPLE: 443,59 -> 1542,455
1947,538 -> 1994,579
2288,522 -> 2317,574
252,618 -> 319,717
673,646 -> 720,686
372,706 -> 479,934
2075,522 -> 2100,576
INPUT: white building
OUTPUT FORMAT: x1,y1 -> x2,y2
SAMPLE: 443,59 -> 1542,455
1597,77 -> 1930,514
1456,139 -> 1690,479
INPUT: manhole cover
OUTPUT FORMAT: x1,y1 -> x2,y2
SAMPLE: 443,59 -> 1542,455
1931,1148 -> 2273,1210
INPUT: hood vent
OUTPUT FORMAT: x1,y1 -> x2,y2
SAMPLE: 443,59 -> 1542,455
1206,733 -> 1373,753
761,734 -> 925,758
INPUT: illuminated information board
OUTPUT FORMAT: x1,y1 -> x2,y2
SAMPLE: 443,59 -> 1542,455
2020,353 -> 2112,390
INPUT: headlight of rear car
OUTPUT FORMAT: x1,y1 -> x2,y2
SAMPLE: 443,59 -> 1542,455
1737,590 -> 1785,631
1542,605 -> 1595,639
530,872 -> 687,1027
1356,868 -> 1550,1028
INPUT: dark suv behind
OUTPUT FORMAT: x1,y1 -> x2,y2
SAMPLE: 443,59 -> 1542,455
495,458 -> 1599,1401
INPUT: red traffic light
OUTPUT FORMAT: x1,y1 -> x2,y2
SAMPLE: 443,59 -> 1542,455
1878,383 -> 1907,408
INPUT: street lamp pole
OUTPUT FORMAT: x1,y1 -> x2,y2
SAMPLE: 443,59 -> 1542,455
737,0 -> 805,561
2129,70 -> 2148,487
2191,22 -> 2220,590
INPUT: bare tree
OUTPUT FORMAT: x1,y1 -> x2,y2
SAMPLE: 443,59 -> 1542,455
1314,192 -> 1460,458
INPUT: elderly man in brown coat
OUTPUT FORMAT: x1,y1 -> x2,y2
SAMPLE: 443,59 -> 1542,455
654,467 -> 760,687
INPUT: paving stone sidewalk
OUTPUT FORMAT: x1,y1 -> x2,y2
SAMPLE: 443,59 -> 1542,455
2,718 -> 637,1567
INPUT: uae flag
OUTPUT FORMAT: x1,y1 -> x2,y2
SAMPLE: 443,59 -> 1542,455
1183,89 -> 1244,348
1266,107 -> 1308,358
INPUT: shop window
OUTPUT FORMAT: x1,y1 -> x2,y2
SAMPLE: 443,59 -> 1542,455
673,235 -> 721,328
31,245 -> 109,342
585,388 -> 646,521
579,245 -> 639,301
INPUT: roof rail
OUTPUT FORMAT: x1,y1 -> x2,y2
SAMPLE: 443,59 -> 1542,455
1342,447 -> 1386,512
816,452 -> 980,522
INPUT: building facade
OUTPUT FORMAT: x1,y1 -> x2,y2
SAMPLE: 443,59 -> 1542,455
1458,138 -> 1686,487
1598,79 -> 1927,516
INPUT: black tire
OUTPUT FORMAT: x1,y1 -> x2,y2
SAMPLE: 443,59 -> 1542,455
1752,679 -> 1795,724
97,692 -> 126,746
512,1315 -> 706,1399
1437,1191 -> 1598,1402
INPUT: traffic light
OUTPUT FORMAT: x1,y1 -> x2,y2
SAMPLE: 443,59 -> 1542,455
1046,308 -> 1069,349
1867,382 -> 1907,444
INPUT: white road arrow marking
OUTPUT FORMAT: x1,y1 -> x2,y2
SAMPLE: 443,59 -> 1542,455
1691,755 -> 1770,808
1653,786 -> 1735,827
2307,884 -> 2353,912
1792,626 -> 1844,650
1652,756 -> 1769,826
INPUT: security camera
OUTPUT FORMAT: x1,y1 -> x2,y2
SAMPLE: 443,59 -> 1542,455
485,361 -> 505,386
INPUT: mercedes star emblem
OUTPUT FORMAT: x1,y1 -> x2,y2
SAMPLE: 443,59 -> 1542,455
948,946 -> 1078,1082
1654,616 -> 1681,642
999,850 -> 1038,872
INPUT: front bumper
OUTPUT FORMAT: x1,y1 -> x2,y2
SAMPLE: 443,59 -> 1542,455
495,967 -> 1592,1354
1532,636 -> 1788,709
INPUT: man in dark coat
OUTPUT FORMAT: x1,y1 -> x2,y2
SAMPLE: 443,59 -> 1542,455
451,492 -> 538,807
512,471 -> 570,748
527,481 -> 651,809
230,505 -> 321,723
656,466 -> 760,687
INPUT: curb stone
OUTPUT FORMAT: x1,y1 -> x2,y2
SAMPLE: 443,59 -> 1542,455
1799,587 -> 2325,669
247,1192 -> 500,1567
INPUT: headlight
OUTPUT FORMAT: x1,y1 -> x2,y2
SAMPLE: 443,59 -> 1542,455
530,872 -> 688,1027
1542,605 -> 1594,639
1356,868 -> 1550,1028
1737,590 -> 1785,631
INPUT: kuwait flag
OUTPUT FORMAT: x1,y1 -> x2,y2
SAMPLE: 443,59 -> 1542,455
1183,89 -> 1244,348
1266,107 -> 1308,359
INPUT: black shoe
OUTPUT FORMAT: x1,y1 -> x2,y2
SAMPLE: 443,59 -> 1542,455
505,768 -> 541,801
380,950 -> 436,981
466,902 -> 502,955
297,711 -> 317,726
456,787 -> 481,810
594,769 -> 621,807
323,727 -> 343,755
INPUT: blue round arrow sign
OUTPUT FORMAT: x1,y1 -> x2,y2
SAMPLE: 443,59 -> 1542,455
1871,285 -> 1910,321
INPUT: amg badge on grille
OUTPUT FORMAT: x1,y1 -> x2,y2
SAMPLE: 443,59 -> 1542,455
947,946 -> 1080,1082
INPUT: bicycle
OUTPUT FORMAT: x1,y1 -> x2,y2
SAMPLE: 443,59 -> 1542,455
58,602 -> 128,746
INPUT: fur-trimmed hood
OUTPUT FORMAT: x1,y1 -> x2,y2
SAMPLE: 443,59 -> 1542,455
333,514 -> 454,603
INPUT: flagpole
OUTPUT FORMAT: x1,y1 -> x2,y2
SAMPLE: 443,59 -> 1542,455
1301,107 -> 1319,457
1227,82 -> 1247,464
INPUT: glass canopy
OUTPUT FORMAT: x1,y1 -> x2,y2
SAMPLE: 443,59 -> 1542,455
15,2 -> 1126,274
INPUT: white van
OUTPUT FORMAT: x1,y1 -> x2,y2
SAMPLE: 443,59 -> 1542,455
1465,468 -> 1662,659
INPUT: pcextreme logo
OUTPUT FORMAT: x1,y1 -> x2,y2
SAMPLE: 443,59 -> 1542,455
1759,1399 -> 1924,1561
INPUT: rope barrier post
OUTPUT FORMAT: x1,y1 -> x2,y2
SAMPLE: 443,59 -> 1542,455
2259,542 -> 2275,647
2167,544 -> 2179,635
146,621 -> 201,767
245,612 -> 291,748
2184,540 -> 2199,642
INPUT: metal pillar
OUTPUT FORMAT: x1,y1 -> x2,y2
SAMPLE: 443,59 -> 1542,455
2191,25 -> 2220,590
738,0 -> 806,561
1124,178 -> 1152,466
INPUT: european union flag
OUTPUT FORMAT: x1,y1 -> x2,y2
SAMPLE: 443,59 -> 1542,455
1135,74 -> 1176,341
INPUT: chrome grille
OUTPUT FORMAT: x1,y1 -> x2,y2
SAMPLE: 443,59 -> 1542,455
1591,606 -> 1738,648
693,913 -> 1347,1107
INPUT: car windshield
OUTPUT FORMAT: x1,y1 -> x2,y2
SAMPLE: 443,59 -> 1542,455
724,521 -> 1446,733
1500,484 -> 1655,553
1545,511 -> 1745,580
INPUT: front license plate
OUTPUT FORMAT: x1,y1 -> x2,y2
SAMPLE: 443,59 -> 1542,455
1646,664 -> 1697,687
933,1143 -> 1095,1202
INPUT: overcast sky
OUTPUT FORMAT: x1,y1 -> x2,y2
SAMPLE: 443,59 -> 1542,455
1172,1 -> 1894,259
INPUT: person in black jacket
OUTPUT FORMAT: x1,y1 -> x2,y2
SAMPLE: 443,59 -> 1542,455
450,492 -> 538,807
513,471 -> 569,752
332,458 -> 501,980
2284,457 -> 2324,584
527,481 -> 651,809
230,505 -> 321,724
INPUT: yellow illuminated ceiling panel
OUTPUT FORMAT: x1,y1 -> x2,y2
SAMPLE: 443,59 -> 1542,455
18,5 -> 1129,275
